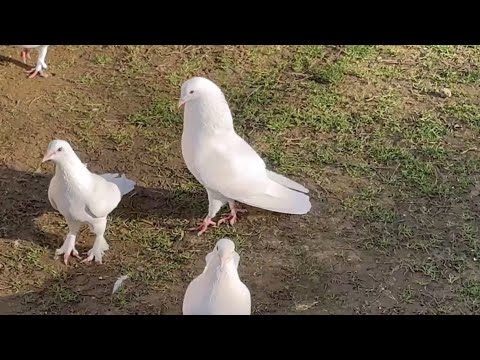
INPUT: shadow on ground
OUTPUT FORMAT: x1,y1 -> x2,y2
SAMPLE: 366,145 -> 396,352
0,165 -> 206,250
0,54 -> 31,71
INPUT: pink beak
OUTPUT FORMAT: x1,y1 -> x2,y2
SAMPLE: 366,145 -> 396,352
42,151 -> 54,163
219,256 -> 232,271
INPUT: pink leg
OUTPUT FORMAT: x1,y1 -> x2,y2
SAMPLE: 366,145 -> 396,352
20,49 -> 31,64
25,68 -> 48,79
63,252 -> 81,266
217,201 -> 247,226
190,217 -> 217,236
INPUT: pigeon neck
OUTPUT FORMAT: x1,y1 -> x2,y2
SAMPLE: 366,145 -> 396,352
185,96 -> 234,133
206,259 -> 240,281
55,155 -> 89,180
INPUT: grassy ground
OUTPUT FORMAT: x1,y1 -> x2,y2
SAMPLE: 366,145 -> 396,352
0,45 -> 480,314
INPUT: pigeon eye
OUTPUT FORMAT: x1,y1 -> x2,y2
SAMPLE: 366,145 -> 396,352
189,90 -> 194,94
216,246 -> 219,251
58,147 -> 63,152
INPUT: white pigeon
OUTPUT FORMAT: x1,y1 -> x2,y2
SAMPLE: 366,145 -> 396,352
182,238 -> 251,315
16,45 -> 49,78
42,139 -> 136,264
179,76 -> 311,235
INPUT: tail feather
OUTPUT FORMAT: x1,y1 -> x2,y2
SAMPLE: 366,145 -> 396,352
237,180 -> 311,215
266,170 -> 309,194
101,173 -> 136,196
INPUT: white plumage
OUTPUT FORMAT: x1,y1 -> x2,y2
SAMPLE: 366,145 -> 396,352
179,76 -> 311,235
16,45 -> 49,78
43,139 -> 135,264
183,238 -> 251,315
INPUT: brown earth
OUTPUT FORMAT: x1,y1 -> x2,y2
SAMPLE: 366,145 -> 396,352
0,45 -> 479,314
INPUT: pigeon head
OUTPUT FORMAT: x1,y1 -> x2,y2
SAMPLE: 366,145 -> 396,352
212,238 -> 237,271
42,139 -> 75,164
178,77 -> 223,108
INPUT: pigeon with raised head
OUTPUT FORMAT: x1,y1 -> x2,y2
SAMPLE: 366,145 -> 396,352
179,76 -> 311,235
16,45 -> 49,78
183,238 -> 251,315
42,140 -> 136,264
